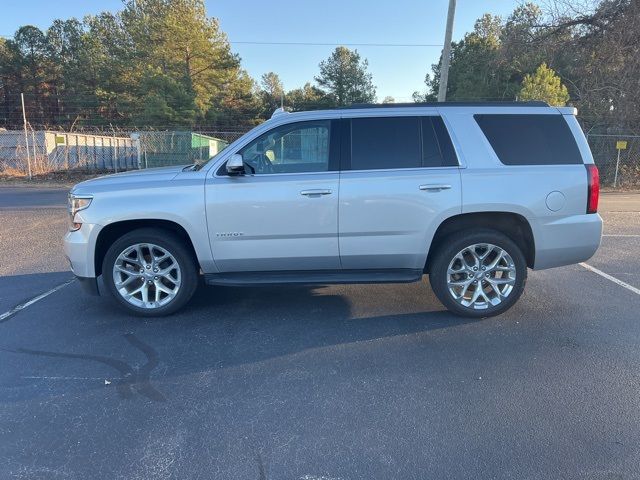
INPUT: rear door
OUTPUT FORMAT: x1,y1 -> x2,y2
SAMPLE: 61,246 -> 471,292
338,114 -> 462,270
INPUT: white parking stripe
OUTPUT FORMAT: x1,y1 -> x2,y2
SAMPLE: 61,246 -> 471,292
580,263 -> 640,296
0,279 -> 75,321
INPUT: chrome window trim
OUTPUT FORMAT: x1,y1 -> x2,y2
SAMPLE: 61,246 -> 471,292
209,111 -> 468,177
340,166 -> 462,175
213,165 -> 462,179
213,170 -> 338,179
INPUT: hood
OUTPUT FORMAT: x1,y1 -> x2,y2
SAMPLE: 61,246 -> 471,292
71,165 -> 188,194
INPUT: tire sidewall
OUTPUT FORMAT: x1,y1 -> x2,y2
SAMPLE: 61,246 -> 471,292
102,229 -> 198,317
430,229 -> 527,318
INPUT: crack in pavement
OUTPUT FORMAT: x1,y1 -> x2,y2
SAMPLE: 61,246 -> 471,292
6,333 -> 166,401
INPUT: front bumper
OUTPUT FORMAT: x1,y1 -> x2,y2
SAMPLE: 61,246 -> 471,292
63,223 -> 100,278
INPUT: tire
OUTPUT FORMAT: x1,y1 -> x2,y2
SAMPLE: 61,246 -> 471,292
429,229 -> 527,318
102,228 -> 198,317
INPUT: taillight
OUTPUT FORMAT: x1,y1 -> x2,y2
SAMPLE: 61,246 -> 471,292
586,164 -> 599,214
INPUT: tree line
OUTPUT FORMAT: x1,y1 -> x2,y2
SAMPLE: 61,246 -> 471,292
0,0 -> 636,133
414,0 -> 638,133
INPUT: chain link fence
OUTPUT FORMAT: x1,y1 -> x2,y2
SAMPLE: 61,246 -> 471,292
136,131 -> 240,168
0,128 -> 246,176
0,129 -> 138,175
587,134 -> 640,188
2,126 -> 639,189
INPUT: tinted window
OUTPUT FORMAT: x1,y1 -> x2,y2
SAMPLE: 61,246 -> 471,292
430,116 -> 458,167
421,117 -> 442,167
475,114 -> 582,165
350,116 -> 458,170
351,117 -> 421,170
237,121 -> 331,174
422,116 -> 458,167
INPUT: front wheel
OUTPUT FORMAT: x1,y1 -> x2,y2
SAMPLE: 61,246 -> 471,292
102,228 -> 198,317
429,229 -> 527,318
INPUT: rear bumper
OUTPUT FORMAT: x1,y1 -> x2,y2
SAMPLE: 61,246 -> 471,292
533,213 -> 602,270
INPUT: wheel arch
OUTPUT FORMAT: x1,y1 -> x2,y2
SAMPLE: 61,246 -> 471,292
424,212 -> 535,273
94,219 -> 200,277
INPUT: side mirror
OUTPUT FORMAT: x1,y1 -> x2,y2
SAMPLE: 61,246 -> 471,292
226,154 -> 245,175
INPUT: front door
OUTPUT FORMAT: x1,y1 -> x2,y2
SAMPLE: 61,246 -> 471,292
206,120 -> 340,272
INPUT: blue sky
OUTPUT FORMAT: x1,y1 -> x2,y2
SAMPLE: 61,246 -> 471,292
0,0 -> 524,100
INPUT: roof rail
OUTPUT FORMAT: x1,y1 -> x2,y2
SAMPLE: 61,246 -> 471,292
338,101 -> 550,109
271,107 -> 289,119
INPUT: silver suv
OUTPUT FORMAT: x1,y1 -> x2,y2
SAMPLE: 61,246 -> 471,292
64,102 -> 602,318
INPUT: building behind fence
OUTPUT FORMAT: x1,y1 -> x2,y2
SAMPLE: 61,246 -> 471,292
0,130 -> 138,174
139,132 -> 229,168
0,129 -> 236,175
1,127 -> 638,188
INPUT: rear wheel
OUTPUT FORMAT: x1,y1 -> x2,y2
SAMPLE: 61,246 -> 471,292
429,229 -> 527,318
102,228 -> 198,316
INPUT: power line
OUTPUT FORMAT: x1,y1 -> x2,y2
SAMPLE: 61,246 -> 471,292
0,33 -> 440,48
231,41 -> 442,48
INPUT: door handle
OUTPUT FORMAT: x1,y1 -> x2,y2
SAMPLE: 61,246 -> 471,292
419,184 -> 452,192
300,189 -> 332,197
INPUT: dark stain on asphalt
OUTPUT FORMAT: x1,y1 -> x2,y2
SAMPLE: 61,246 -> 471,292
7,333 -> 166,402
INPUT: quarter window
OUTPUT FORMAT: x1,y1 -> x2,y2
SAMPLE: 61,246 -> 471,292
474,114 -> 582,165
238,121 -> 331,174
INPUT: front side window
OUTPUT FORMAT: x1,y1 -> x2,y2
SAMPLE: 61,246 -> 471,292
237,121 -> 331,174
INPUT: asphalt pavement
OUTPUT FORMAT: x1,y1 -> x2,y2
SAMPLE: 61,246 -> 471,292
0,186 -> 639,480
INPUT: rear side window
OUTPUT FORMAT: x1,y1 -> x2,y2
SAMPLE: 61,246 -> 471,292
423,117 -> 458,167
475,114 -> 582,165
350,116 -> 458,170
351,117 -> 421,170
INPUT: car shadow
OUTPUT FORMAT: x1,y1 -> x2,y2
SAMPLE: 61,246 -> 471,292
103,280 -> 474,373
1,272 -> 476,402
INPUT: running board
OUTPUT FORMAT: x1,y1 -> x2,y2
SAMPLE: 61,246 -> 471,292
204,269 -> 423,287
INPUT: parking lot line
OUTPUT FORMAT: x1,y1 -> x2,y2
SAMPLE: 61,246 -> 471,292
580,262 -> 640,296
0,279 -> 75,322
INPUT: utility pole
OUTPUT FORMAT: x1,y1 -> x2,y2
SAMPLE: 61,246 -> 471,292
437,0 -> 457,102
20,93 -> 33,179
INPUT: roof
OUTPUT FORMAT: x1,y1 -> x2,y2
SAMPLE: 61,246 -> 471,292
339,101 -> 550,109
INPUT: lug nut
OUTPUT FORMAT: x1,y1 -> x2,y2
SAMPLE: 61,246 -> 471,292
153,268 -> 158,273
146,265 -> 151,269
154,276 -> 158,280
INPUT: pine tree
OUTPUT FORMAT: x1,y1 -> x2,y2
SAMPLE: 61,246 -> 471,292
518,63 -> 569,106
315,47 -> 376,106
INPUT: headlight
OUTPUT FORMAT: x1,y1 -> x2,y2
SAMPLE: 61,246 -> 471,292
68,193 -> 93,231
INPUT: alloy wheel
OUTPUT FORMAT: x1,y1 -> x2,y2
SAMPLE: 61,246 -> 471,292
112,243 -> 181,309
446,243 -> 516,310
